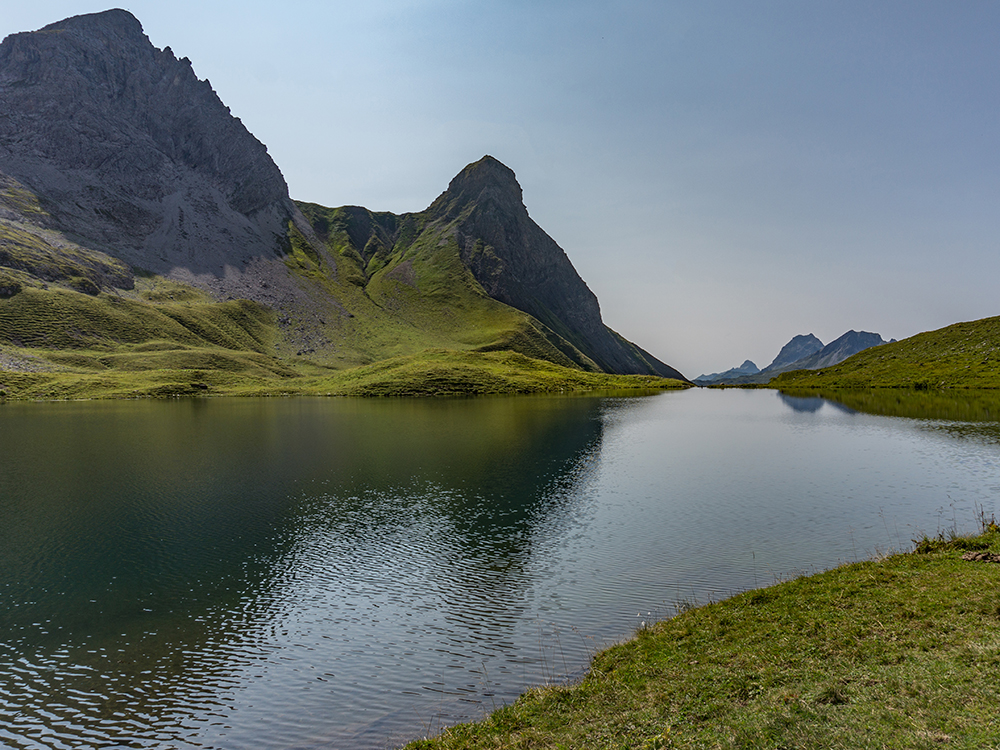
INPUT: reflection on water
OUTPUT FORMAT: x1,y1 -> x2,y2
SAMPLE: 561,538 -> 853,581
0,396 -> 608,749
780,387 -> 1000,422
1,390 -> 999,749
778,393 -> 855,414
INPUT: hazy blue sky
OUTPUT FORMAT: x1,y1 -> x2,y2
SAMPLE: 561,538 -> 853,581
5,2 -> 999,377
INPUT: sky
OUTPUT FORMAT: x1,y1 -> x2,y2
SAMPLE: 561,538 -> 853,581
4,2 -> 999,378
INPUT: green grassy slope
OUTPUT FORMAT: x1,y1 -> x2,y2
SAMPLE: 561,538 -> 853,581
407,527 -> 1000,750
0,345 -> 688,400
289,203 -> 600,371
0,235 -> 689,399
772,316 -> 1000,389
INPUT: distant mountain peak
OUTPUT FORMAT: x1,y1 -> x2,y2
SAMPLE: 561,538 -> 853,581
766,333 -> 824,371
693,359 -> 759,383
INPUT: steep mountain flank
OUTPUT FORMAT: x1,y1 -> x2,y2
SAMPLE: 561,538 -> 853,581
0,9 -> 296,282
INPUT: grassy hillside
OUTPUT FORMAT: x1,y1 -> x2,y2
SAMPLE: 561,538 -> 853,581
406,525 -> 1000,749
1,178 -> 684,399
288,204 -> 601,372
0,253 -> 689,400
772,316 -> 1000,389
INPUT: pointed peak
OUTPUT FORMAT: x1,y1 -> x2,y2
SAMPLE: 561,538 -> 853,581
445,155 -> 523,204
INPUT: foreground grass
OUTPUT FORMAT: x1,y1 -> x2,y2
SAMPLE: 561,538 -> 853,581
407,529 -> 1000,749
0,348 -> 688,400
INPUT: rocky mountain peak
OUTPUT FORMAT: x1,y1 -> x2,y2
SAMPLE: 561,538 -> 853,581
428,155 -> 525,224
766,333 -> 824,371
445,155 -> 523,203
0,9 -> 295,279
40,8 -> 145,41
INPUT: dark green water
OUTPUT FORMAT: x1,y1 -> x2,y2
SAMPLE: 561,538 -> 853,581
1,390 -> 998,748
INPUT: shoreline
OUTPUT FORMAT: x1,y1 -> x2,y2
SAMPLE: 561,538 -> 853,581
404,527 -> 1000,749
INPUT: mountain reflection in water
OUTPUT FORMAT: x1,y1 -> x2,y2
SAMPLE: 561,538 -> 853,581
0,396 -> 608,749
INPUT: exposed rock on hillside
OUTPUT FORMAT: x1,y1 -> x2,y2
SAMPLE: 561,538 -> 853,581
430,158 -> 682,378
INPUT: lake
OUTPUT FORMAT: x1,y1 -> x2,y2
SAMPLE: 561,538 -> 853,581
1,388 -> 999,749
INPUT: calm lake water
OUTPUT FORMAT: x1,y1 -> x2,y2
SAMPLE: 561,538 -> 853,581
1,388 -> 999,749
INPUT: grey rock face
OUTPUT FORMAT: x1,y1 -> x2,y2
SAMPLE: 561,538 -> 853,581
0,9 -> 294,277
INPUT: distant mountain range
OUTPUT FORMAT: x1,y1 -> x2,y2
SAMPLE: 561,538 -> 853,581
693,360 -> 760,384
0,9 -> 685,395
699,330 -> 893,385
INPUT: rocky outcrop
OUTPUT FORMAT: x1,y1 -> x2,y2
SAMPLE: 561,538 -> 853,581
0,9 -> 295,278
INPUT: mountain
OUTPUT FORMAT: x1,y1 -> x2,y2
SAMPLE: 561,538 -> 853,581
693,359 -> 759,384
296,156 -> 684,379
765,334 -> 824,371
0,9 -> 296,281
774,316 -> 1000,390
703,331 -> 887,385
782,330 -> 888,371
0,10 -> 685,395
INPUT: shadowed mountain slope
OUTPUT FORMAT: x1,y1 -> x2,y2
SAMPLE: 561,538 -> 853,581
766,334 -> 824,371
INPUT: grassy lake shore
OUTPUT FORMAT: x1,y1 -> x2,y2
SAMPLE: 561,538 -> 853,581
0,348 -> 690,400
406,527 -> 1000,749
